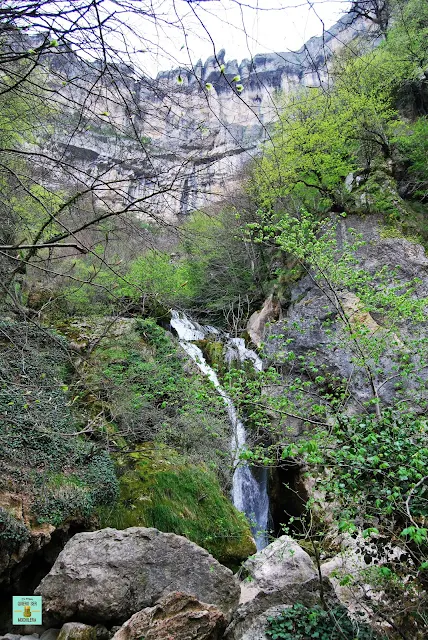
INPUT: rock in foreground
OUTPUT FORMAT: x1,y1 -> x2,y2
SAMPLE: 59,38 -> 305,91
35,528 -> 239,625
112,592 -> 226,640
240,535 -> 318,599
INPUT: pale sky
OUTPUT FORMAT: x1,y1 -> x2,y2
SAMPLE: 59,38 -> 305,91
119,0 -> 352,75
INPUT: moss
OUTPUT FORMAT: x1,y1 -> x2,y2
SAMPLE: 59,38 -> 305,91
98,445 -> 256,566
196,340 -> 226,375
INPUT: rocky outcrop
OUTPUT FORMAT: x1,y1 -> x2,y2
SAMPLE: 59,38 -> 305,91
246,295 -> 281,348
31,14 -> 369,221
111,592 -> 226,640
265,214 -> 428,423
35,528 -> 240,625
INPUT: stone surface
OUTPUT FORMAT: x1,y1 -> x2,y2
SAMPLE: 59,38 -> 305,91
224,536 -> 336,640
111,591 -> 226,640
321,534 -> 411,622
57,625 -> 95,640
246,295 -> 281,348
35,527 -> 240,625
265,214 -> 428,423
227,605 -> 290,640
40,630 -> 60,640
224,577 -> 336,640
240,535 -> 318,597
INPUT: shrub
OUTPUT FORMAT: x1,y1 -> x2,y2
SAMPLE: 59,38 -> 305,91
266,603 -> 384,640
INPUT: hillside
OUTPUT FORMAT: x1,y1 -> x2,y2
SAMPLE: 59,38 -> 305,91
0,0 -> 428,639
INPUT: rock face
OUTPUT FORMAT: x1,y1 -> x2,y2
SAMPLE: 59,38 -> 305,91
265,214 -> 428,425
29,14 -> 369,221
225,605 -> 290,640
111,592 -> 226,640
35,527 -> 240,625
246,295 -> 281,348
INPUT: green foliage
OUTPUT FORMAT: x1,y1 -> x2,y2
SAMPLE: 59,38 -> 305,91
312,412 -> 428,534
266,604 -> 383,640
0,320 -> 118,526
253,87 -> 358,212
394,117 -> 428,200
0,508 -> 30,551
57,207 -> 269,332
179,209 -> 269,329
98,445 -> 255,565
75,318 -> 232,486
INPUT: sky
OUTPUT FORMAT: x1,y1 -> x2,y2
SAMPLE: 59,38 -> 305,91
122,0 -> 352,75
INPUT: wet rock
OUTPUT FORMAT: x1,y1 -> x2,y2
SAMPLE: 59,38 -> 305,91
35,527 -> 240,625
111,592 -> 226,640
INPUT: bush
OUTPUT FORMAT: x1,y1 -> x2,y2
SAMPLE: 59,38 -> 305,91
0,320 -> 118,527
0,508 -> 30,551
266,603 -> 384,640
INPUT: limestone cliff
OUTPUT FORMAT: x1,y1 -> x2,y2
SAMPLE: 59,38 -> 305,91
35,12 -> 368,221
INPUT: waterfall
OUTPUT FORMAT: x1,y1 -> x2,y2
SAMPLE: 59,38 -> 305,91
170,310 -> 269,550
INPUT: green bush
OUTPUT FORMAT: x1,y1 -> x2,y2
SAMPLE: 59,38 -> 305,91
266,604 -> 384,640
0,508 -> 30,551
0,320 -> 118,527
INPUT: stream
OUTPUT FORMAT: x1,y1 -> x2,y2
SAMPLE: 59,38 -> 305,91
170,310 -> 269,550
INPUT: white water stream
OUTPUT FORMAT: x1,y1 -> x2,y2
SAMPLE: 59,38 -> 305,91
170,310 -> 269,550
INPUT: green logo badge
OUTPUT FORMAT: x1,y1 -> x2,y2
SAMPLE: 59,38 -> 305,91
13,596 -> 42,625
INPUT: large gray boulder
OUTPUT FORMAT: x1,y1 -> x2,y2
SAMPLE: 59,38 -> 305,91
224,577 -> 336,640
35,528 -> 240,625
224,536 -> 336,640
240,535 -> 318,599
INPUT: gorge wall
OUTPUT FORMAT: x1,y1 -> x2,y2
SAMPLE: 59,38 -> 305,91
38,12 -> 369,221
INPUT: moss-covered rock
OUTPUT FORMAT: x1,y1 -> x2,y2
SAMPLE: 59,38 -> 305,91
98,445 -> 256,566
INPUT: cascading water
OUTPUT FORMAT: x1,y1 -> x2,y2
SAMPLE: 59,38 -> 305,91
170,310 -> 269,550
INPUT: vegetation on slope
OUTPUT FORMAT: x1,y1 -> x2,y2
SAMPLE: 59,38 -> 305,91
0,321 -> 118,550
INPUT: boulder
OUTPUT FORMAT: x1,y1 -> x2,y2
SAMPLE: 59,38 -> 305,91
224,536 -> 337,640
240,535 -> 318,598
224,577 -> 336,640
247,295 -> 281,348
40,630 -> 60,640
35,527 -> 239,625
111,592 -> 226,640
226,605 -> 290,640
57,625 -> 95,640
